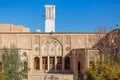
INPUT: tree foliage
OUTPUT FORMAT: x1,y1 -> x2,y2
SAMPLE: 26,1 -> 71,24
0,61 -> 5,80
87,28 -> 120,80
87,60 -> 120,80
2,47 -> 28,80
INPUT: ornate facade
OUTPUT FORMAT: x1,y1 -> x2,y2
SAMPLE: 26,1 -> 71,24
0,4 -> 104,80
0,24 -> 102,80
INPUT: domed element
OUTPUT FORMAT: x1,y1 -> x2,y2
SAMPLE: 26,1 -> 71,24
35,29 -> 41,32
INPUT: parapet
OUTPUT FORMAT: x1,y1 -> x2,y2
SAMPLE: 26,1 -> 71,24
0,24 -> 30,32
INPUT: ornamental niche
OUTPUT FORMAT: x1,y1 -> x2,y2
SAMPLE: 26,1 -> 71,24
41,38 -> 62,56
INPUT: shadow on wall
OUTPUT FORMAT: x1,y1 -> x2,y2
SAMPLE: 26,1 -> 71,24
92,29 -> 120,56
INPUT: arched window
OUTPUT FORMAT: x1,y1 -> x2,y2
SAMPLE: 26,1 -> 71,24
34,57 -> 40,70
23,52 -> 27,57
65,57 -> 70,70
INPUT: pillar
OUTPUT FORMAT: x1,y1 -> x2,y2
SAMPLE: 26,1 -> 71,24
47,56 -> 49,70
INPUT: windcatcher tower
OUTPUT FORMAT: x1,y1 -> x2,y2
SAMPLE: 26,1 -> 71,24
45,5 -> 56,32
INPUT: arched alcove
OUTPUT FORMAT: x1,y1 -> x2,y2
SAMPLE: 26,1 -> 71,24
65,57 -> 70,70
23,52 -> 27,57
41,38 -> 63,56
34,57 -> 40,70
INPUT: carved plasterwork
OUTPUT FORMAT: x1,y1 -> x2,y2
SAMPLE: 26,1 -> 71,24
41,36 -> 49,44
56,44 -> 62,54
64,44 -> 70,51
33,44 -> 39,52
41,44 -> 48,54
49,44 -> 56,55
53,36 -> 63,44
41,38 -> 62,56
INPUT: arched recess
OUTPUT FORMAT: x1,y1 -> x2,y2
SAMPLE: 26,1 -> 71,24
34,57 -> 40,70
21,52 -> 27,61
19,51 -> 28,76
56,44 -> 62,55
41,38 -> 63,56
41,44 -> 48,55
49,44 -> 55,55
65,57 -> 70,70
23,52 -> 27,57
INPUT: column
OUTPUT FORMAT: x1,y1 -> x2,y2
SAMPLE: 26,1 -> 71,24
47,56 -> 49,70
62,57 -> 64,70
55,56 -> 57,70
40,56 -> 42,70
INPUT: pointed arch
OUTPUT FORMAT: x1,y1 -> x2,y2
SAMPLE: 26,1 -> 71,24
41,37 -> 63,56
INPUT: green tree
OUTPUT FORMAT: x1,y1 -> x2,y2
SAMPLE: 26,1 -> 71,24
0,61 -> 5,80
2,47 -> 28,80
87,59 -> 120,80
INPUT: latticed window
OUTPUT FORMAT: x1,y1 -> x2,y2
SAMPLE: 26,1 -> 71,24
34,57 -> 40,70
50,57 -> 55,70
57,57 -> 62,70
42,57 -> 47,70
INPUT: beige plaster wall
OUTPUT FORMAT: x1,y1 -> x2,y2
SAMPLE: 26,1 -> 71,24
0,32 -> 104,80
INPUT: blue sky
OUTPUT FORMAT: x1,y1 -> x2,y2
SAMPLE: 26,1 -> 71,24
0,0 -> 120,32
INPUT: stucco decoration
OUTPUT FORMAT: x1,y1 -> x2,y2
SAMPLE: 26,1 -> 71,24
49,44 -> 56,55
41,38 -> 62,56
33,44 -> 39,52
65,44 -> 70,51
41,44 -> 48,55
56,44 -> 62,55
53,36 -> 63,44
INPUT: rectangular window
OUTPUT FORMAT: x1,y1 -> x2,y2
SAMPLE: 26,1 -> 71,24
57,57 -> 62,70
42,57 -> 47,70
49,57 -> 55,70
